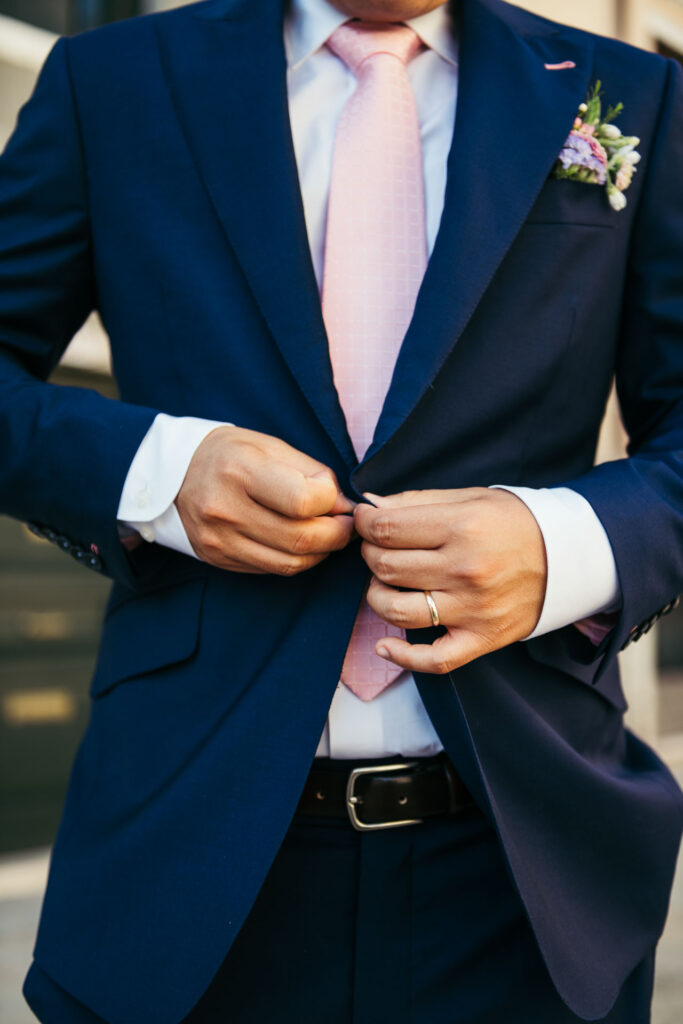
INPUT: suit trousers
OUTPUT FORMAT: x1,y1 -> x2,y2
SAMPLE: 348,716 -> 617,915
24,763 -> 655,1024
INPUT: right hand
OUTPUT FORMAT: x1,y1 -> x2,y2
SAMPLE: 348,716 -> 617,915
175,426 -> 356,574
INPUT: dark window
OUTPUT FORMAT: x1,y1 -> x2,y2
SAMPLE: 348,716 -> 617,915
0,1 -> 141,34
657,40 -> 683,64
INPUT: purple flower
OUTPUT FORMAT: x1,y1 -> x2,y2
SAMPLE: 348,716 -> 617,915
552,87 -> 640,214
557,130 -> 608,185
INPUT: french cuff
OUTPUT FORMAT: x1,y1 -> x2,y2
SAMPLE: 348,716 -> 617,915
491,485 -> 621,640
125,502 -> 199,559
117,413 -> 230,556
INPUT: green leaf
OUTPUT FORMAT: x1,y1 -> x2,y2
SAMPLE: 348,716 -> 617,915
603,102 -> 624,124
584,80 -> 603,126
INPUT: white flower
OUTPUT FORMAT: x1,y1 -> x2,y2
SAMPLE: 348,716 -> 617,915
601,123 -> 621,139
608,186 -> 627,211
624,150 -> 641,165
615,164 -> 634,191
578,102 -> 588,113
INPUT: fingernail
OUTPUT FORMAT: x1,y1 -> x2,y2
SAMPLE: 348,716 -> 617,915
376,645 -> 390,659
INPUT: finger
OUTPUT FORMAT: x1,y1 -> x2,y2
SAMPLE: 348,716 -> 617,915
197,529 -> 330,576
363,489 -> 486,510
185,527 -> 270,573
205,490 -> 355,555
205,560 -> 270,575
376,629 -> 487,674
243,506 -> 355,556
355,502 -> 453,549
361,544 -> 446,589
249,433 -> 355,513
310,470 -> 356,515
366,577 -> 443,629
328,487 -> 357,516
248,460 -> 351,519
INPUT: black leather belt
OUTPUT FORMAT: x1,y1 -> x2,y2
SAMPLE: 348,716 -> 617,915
297,754 -> 475,831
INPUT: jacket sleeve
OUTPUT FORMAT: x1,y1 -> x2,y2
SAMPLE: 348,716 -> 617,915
564,56 -> 683,674
0,38 -> 159,587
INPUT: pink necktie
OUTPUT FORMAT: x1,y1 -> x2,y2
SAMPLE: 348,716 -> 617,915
322,22 -> 427,701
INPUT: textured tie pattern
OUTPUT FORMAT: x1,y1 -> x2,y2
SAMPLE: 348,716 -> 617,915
323,22 -> 427,701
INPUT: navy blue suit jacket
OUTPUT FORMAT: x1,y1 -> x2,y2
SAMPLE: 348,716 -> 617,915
1,0 -> 682,1020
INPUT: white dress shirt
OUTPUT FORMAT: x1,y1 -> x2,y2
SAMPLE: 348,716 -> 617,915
117,0 -> 619,759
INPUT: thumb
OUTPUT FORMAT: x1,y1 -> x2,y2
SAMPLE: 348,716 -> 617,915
309,469 -> 355,515
362,490 -> 426,509
376,627 -> 488,675
363,489 -> 479,509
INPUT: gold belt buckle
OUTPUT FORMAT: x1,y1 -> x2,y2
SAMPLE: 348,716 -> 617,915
345,761 -> 423,832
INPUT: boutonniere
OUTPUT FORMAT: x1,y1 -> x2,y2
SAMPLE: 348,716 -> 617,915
553,82 -> 641,211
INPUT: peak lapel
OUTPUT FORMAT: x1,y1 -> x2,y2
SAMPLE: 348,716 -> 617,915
154,0 -> 356,467
361,0 -> 595,465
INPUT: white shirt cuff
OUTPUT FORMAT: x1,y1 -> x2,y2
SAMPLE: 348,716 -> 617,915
491,485 -> 621,640
117,413 -> 230,558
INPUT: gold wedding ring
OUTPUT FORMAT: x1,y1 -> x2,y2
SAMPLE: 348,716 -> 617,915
424,590 -> 440,628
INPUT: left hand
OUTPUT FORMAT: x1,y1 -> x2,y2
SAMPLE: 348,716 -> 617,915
354,488 -> 547,674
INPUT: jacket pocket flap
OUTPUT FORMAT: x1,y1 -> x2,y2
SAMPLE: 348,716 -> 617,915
525,178 -> 618,228
525,627 -> 627,710
90,578 -> 206,697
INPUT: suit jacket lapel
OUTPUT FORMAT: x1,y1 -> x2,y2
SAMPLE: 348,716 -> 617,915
155,0 -> 594,473
154,0 -> 357,467
361,0 -> 595,465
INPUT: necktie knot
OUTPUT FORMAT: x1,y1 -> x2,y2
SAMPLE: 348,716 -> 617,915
327,20 -> 423,74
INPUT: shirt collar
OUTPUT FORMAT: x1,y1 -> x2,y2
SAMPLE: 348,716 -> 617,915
285,0 -> 459,72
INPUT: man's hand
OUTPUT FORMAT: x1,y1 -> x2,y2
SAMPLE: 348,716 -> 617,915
175,426 -> 355,574
354,488 -> 547,674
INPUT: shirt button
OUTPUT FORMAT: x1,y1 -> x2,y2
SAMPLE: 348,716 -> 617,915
139,525 -> 154,543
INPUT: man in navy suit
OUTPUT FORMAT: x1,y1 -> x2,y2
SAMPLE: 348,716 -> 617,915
1,0 -> 682,1020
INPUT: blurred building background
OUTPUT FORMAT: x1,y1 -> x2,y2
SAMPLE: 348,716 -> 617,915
0,3 -> 682,1020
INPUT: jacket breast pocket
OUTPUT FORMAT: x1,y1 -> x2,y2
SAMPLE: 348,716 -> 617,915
89,578 -> 206,698
525,178 -> 619,228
